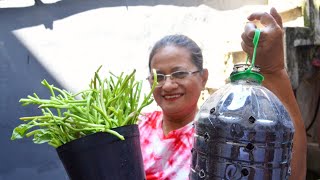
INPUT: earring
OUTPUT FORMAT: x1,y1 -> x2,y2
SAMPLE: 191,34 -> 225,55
201,90 -> 205,100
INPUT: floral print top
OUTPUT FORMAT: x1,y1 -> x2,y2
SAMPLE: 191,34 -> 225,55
139,111 -> 194,180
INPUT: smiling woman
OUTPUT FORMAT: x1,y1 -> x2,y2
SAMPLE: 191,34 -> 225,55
139,34 -> 209,180
147,35 -> 208,135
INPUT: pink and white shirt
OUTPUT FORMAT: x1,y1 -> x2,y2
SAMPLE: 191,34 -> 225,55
138,111 -> 194,180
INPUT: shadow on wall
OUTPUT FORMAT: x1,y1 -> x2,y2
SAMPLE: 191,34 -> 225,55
0,33 -> 68,179
2,0 -> 268,18
0,1 -> 155,179
0,0 -> 126,179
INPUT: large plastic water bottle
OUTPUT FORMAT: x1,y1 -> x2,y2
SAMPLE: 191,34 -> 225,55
190,30 -> 295,180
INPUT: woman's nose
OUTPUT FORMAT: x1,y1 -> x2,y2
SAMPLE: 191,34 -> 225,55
161,78 -> 178,90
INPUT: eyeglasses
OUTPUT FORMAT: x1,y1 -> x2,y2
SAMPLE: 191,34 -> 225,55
147,70 -> 201,87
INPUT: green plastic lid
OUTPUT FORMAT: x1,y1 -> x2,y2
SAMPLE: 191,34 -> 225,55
230,67 -> 264,84
229,29 -> 264,84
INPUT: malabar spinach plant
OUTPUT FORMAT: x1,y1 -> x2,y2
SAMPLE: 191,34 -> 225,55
11,66 -> 157,148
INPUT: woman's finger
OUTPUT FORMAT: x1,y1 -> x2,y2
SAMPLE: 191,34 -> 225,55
241,41 -> 253,57
244,22 -> 257,40
247,11 -> 278,28
241,32 -> 254,48
270,7 -> 283,28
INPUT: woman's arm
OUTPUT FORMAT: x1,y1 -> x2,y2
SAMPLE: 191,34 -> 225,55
241,7 -> 307,180
263,70 -> 307,180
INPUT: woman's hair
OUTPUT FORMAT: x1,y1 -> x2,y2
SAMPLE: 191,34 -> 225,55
148,34 -> 203,72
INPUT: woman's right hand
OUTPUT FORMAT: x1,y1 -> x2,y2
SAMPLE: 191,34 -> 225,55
241,7 -> 284,74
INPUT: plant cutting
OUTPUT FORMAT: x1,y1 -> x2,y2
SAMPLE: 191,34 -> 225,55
11,65 -> 157,180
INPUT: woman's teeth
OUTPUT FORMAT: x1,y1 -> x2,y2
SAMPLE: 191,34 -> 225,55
164,94 -> 181,99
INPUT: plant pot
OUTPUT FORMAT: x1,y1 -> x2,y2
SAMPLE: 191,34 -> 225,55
56,124 -> 145,180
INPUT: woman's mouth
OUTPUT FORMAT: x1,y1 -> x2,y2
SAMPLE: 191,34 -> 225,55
163,94 -> 183,100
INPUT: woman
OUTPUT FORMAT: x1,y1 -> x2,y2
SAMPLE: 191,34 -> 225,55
139,7 -> 307,180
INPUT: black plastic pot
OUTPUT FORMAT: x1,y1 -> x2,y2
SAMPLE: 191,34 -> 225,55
56,124 -> 145,180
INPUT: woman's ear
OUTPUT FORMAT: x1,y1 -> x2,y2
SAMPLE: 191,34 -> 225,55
201,68 -> 209,88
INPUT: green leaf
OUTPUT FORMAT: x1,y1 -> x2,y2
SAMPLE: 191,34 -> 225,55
11,124 -> 29,140
32,130 -> 53,144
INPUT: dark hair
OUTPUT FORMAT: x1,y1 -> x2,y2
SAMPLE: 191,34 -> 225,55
148,34 -> 203,72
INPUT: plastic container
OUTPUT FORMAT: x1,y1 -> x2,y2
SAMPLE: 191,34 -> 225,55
190,64 -> 295,180
56,124 -> 145,180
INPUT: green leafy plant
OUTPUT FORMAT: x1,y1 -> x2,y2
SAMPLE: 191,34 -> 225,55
11,66 -> 157,148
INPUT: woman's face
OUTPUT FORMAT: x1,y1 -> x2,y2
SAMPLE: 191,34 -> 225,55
149,45 -> 208,117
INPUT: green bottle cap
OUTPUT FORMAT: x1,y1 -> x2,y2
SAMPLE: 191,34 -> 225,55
229,65 -> 264,84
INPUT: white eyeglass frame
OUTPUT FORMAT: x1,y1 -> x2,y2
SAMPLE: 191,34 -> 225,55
147,70 -> 201,87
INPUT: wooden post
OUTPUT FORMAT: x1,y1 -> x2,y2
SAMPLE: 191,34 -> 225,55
304,0 -> 320,44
